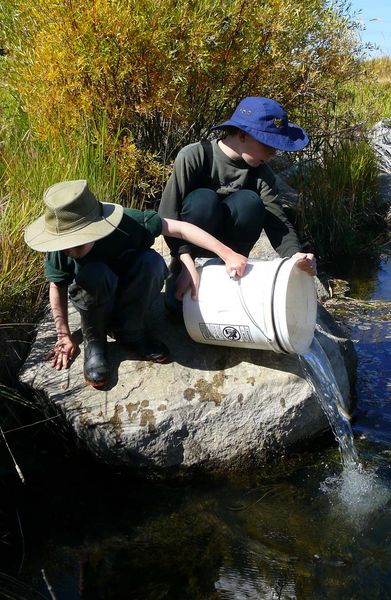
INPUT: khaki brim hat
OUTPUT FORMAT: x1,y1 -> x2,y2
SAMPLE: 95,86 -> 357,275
24,180 -> 124,252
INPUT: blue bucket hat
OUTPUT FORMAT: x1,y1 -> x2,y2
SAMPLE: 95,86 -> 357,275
210,97 -> 309,152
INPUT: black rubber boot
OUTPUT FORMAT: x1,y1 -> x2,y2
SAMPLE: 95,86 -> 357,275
80,311 -> 109,388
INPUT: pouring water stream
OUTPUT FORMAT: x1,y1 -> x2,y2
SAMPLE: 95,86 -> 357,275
300,336 -> 391,518
299,336 -> 360,469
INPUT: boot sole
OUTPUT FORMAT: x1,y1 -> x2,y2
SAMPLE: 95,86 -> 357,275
147,355 -> 170,364
84,376 -> 108,388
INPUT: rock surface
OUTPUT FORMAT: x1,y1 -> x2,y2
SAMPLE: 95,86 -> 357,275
19,235 -> 357,472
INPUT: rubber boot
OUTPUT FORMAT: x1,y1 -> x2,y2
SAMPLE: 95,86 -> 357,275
80,310 -> 109,388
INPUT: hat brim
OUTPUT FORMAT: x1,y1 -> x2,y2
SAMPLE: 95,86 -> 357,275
24,202 -> 124,252
210,120 -> 309,152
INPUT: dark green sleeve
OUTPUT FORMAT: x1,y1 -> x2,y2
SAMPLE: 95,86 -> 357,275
135,209 -> 163,239
44,251 -> 75,284
158,143 -> 205,256
142,210 -> 162,237
259,167 -> 300,258
122,209 -> 162,248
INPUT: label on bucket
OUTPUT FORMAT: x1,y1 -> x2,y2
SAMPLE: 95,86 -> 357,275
199,323 -> 254,343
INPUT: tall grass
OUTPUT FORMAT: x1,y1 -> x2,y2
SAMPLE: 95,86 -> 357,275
336,57 -> 391,128
293,57 -> 391,265
0,107 -> 130,324
293,140 -> 384,263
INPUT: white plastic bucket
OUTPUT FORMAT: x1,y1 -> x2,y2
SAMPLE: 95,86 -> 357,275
183,257 -> 317,355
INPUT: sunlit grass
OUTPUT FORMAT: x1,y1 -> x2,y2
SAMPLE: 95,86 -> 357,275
0,108 -> 129,324
339,57 -> 391,126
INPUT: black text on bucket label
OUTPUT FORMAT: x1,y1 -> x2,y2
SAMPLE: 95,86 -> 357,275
199,323 -> 254,343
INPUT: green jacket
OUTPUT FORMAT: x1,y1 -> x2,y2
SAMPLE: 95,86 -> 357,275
45,208 -> 162,284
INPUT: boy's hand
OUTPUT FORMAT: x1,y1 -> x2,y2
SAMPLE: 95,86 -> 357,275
223,251 -> 248,279
292,252 -> 317,276
46,334 -> 79,370
175,259 -> 200,300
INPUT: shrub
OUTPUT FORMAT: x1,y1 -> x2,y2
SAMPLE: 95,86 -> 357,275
2,0 -> 365,161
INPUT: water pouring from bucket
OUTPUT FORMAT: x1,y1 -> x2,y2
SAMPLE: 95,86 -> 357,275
183,256 -> 317,355
300,337 -> 360,469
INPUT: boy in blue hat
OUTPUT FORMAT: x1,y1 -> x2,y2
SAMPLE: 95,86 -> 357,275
158,96 -> 316,316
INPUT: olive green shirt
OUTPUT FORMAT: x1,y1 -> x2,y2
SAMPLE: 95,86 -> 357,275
158,139 -> 300,257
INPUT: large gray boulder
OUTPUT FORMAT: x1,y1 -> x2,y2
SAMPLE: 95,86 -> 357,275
19,236 -> 356,472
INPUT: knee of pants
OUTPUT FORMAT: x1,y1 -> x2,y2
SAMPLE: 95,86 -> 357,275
223,190 -> 265,229
114,250 -> 167,319
118,250 -> 168,297
129,249 -> 168,290
71,262 -> 118,308
181,188 -> 223,231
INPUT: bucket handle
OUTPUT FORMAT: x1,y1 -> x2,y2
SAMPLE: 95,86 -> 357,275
269,257 -> 290,354
235,278 -> 273,343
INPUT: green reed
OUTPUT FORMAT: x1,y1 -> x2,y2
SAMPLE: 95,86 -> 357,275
0,108 -> 126,325
293,139 -> 384,263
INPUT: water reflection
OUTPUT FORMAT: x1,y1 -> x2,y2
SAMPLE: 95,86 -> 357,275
215,566 -> 296,599
1,442 -> 391,598
326,256 -> 391,446
330,253 -> 388,300
215,458 -> 391,599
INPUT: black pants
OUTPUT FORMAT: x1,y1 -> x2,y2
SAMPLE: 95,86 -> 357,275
180,188 -> 265,257
68,249 -> 168,342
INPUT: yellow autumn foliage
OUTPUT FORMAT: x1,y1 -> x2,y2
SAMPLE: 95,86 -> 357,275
5,0 -> 363,157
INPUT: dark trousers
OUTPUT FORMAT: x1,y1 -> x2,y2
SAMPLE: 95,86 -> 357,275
68,249 -> 168,342
181,188 -> 265,257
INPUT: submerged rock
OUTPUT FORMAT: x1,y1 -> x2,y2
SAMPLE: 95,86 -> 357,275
19,256 -> 356,472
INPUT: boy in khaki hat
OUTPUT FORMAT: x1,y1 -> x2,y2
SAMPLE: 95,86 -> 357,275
25,180 -> 247,388
159,96 -> 316,317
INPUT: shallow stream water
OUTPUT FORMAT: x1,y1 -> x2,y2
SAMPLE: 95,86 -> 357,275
1,254 -> 391,599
